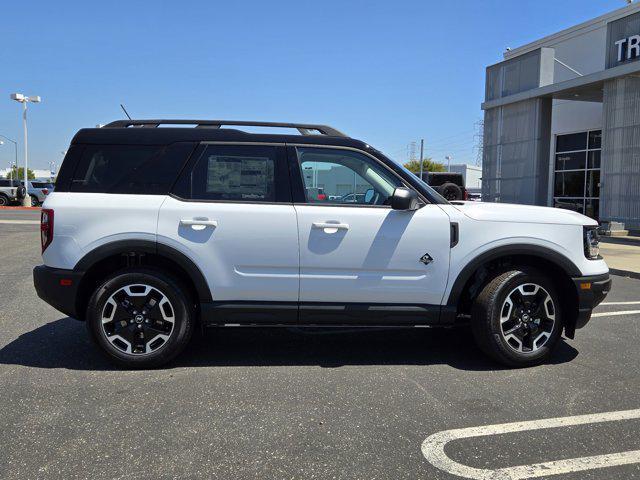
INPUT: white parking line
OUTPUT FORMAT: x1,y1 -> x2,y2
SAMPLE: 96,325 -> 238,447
0,219 -> 39,224
421,408 -> 640,479
601,301 -> 640,305
592,310 -> 640,317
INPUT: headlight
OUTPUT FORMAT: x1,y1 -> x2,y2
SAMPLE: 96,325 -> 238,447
584,226 -> 600,259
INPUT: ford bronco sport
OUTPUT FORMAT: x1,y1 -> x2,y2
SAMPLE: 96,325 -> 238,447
33,120 -> 610,368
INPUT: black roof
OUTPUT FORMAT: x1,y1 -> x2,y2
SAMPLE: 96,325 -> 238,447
72,119 -> 369,150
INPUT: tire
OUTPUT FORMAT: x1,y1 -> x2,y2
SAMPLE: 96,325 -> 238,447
16,185 -> 26,200
86,268 -> 195,368
30,195 -> 39,207
437,182 -> 463,201
471,268 -> 563,367
0,194 -> 8,206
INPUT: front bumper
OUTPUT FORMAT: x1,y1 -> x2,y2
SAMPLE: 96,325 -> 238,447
572,273 -> 611,330
33,265 -> 84,319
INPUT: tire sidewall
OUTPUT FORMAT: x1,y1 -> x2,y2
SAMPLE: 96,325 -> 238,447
438,182 -> 462,201
488,270 -> 562,365
0,194 -> 8,206
86,269 -> 193,368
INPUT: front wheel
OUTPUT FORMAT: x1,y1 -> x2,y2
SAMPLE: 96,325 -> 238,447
30,195 -> 39,207
471,268 -> 563,367
86,268 -> 194,368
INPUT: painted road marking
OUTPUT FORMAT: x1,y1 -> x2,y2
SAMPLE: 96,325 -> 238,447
421,408 -> 640,479
0,219 -> 39,224
601,301 -> 640,306
592,310 -> 640,317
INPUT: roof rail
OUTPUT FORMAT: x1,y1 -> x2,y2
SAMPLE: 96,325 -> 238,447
102,119 -> 347,137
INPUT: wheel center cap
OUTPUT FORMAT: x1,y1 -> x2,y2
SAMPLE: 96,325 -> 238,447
134,314 -> 144,324
522,314 -> 531,322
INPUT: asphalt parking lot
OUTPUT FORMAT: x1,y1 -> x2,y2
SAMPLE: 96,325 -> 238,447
1,210 -> 639,479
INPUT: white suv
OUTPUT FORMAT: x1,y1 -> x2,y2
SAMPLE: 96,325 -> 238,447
33,120 -> 611,368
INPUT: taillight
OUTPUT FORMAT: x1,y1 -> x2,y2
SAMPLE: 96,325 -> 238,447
42,188 -> 49,195
41,209 -> 54,253
463,190 -> 469,201
317,193 -> 327,201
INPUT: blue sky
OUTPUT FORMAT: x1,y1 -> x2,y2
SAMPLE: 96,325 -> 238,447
0,0 -> 625,171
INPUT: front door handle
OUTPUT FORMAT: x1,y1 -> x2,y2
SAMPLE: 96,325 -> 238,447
312,222 -> 349,232
180,219 -> 218,230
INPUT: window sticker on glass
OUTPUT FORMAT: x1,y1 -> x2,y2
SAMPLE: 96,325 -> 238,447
206,156 -> 274,200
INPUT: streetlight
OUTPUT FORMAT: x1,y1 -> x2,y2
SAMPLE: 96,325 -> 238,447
10,93 -> 42,206
0,135 -> 18,180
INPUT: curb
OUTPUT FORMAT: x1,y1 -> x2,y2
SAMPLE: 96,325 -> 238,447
609,268 -> 640,281
601,236 -> 640,247
0,206 -> 41,210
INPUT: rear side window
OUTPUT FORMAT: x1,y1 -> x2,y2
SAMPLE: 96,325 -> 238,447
0,179 -> 20,187
68,143 -> 195,194
172,144 -> 289,202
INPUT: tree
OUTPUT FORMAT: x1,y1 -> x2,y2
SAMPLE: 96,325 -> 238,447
5,166 -> 35,180
403,158 -> 446,175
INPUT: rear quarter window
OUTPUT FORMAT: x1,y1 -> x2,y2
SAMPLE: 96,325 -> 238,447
68,143 -> 196,194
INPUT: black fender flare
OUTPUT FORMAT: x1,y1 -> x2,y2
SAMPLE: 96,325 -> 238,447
74,239 -> 212,303
446,244 -> 581,307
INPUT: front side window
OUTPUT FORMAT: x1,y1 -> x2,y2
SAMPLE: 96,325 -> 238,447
172,144 -> 281,202
295,147 -> 402,206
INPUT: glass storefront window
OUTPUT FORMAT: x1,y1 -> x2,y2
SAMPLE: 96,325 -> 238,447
554,171 -> 586,197
588,131 -> 602,149
556,132 -> 587,152
555,151 -> 586,170
553,129 -> 601,220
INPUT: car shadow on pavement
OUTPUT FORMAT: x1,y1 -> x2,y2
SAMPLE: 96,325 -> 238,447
0,317 -> 579,371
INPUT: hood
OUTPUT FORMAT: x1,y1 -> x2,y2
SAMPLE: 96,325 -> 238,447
451,201 -> 597,226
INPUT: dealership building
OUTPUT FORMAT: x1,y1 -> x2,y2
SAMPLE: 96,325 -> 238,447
481,3 -> 640,230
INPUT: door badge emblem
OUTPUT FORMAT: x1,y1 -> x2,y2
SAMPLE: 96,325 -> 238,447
419,253 -> 433,265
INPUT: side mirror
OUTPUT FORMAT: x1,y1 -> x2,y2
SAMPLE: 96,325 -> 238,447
364,188 -> 375,203
390,187 -> 419,210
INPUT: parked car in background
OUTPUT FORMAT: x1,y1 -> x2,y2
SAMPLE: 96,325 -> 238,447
420,172 -> 467,201
340,193 -> 366,203
0,178 -> 26,206
24,180 -> 54,206
466,190 -> 482,202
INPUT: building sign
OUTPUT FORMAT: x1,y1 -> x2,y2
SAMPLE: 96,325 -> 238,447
614,35 -> 640,62
607,11 -> 640,68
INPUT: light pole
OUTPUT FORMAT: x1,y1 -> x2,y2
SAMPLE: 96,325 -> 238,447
10,93 -> 41,206
445,155 -> 452,172
418,139 -> 425,181
0,135 -> 18,179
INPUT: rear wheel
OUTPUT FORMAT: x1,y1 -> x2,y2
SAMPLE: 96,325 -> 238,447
86,268 -> 194,368
471,268 -> 562,367
438,182 -> 463,201
30,195 -> 39,206
0,194 -> 8,206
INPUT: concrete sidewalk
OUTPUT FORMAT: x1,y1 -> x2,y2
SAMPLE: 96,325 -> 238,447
600,238 -> 640,279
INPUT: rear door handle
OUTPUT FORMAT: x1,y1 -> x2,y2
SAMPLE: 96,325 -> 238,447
180,219 -> 218,229
312,222 -> 349,231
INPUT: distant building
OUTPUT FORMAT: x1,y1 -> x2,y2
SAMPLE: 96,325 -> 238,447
482,3 -> 640,229
449,164 -> 482,192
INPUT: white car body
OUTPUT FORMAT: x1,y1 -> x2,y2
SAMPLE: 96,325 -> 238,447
42,194 -> 608,305
32,120 -> 611,367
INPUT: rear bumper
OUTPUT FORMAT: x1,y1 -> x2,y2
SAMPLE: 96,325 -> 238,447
33,265 -> 83,319
572,273 -> 611,330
